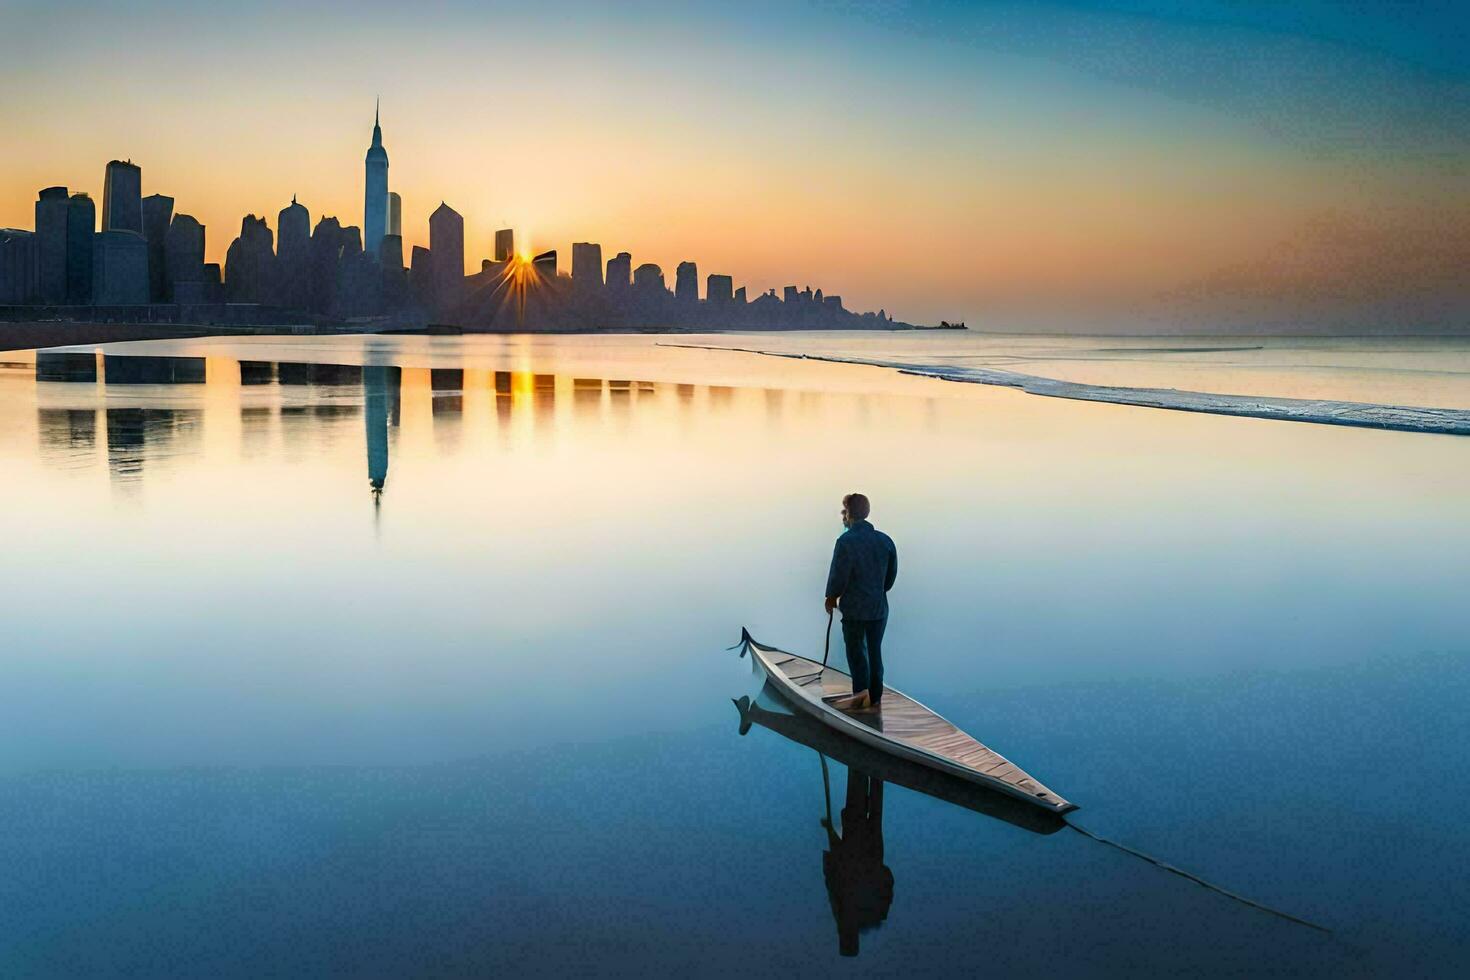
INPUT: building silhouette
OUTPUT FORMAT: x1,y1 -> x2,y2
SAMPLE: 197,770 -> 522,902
0,228 -> 38,304
224,215 -> 275,304
675,261 -> 698,303
202,263 -> 222,303
572,242 -> 602,290
387,191 -> 402,238
65,193 -> 95,303
533,249 -> 557,279
35,186 -> 70,304
381,234 -> 404,271
606,251 -> 632,295
142,194 -> 174,302
633,262 -> 664,292
409,244 -> 431,298
102,160 -> 142,234
92,231 -> 148,304
164,214 -> 205,302
707,274 -> 733,304
334,224 -> 383,316
495,228 -> 514,263
277,195 -> 311,308
308,216 -> 345,313
278,196 -> 310,267
428,202 -> 464,314
363,101 -> 389,258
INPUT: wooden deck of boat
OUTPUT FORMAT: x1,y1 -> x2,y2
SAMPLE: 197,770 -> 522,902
762,648 -> 1071,811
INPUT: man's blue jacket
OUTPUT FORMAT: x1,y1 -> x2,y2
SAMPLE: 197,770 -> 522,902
825,519 -> 898,621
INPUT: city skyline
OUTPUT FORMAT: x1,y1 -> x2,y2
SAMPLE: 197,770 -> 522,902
2,102 -> 899,331
3,1 -> 1469,332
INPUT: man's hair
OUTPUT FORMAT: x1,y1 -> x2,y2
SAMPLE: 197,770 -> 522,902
842,492 -> 871,521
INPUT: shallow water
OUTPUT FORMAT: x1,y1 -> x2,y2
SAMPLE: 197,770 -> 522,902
695,332 -> 1470,410
1,333 -> 1467,975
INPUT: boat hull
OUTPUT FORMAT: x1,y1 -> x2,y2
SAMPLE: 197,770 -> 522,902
739,629 -> 1076,815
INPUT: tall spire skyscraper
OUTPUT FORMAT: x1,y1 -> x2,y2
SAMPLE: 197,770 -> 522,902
363,99 -> 389,259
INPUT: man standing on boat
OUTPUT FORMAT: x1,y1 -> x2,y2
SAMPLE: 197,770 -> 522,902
824,493 -> 898,712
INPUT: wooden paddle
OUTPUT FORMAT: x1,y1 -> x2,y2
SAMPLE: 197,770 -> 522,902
821,608 -> 834,668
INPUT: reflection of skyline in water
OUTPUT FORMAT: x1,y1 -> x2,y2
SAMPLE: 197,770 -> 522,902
37,408 -> 96,460
104,407 -> 201,481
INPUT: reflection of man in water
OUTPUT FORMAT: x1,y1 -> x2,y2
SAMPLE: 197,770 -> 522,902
822,771 -> 894,957
824,492 -> 898,712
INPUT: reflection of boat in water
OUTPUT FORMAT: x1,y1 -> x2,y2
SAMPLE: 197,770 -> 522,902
734,690 -> 1063,957
737,629 -> 1074,815
734,694 -> 1064,835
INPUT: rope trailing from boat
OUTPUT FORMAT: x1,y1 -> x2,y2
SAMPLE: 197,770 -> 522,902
1063,818 -> 1331,934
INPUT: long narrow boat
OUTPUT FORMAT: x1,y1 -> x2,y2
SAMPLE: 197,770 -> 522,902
738,628 -> 1076,815
733,695 -> 1066,834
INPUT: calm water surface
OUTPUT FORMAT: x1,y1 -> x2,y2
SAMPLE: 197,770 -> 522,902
1,333 -> 1467,976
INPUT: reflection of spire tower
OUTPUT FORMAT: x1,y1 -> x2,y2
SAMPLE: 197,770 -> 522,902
364,365 -> 400,499
363,100 -> 389,259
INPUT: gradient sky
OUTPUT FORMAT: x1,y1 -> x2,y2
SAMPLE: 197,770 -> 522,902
3,0 -> 1467,330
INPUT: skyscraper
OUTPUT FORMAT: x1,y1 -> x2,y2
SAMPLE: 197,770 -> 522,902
363,100 -> 389,258
633,263 -> 664,292
706,274 -> 733,304
675,261 -> 698,303
35,186 -> 70,304
606,251 -> 632,293
164,214 -> 206,302
428,202 -> 464,314
65,193 -> 95,303
224,215 -> 275,304
0,229 -> 38,304
308,216 -> 346,313
142,194 -> 174,302
92,231 -> 148,304
387,192 -> 402,238
410,245 -> 432,298
495,228 -> 514,263
381,234 -> 404,271
278,196 -> 310,267
572,242 -> 602,290
534,249 -> 557,279
276,196 -> 310,309
102,160 -> 142,234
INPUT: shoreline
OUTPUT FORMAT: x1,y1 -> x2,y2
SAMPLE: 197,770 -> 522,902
0,321 -> 963,354
658,342 -> 1470,438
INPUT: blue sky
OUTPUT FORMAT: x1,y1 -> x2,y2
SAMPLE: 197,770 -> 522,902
3,0 -> 1466,329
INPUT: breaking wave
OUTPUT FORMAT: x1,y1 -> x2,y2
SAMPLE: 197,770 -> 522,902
661,343 -> 1470,436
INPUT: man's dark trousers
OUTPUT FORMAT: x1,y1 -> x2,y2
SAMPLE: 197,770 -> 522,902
842,617 -> 887,702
